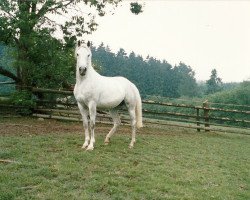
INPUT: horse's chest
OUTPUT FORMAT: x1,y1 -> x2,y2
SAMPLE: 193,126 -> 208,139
74,86 -> 94,104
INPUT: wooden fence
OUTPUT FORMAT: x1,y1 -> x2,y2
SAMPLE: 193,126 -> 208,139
0,87 -> 249,135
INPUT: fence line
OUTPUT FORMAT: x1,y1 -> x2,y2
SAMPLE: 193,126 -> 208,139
0,87 -> 249,135
143,100 -> 250,114
34,107 -> 250,132
1,82 -> 249,108
146,95 -> 250,108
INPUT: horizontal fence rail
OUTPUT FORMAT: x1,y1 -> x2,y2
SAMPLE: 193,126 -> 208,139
0,87 -> 249,135
143,100 -> 250,114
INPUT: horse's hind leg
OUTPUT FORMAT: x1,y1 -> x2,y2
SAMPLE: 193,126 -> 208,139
128,107 -> 136,148
105,109 -> 120,145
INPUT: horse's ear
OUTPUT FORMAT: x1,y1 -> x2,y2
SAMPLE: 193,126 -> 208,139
78,40 -> 81,47
87,41 -> 91,47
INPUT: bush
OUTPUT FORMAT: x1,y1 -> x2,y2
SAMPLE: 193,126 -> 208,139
208,81 -> 250,106
10,90 -> 36,115
207,81 -> 250,127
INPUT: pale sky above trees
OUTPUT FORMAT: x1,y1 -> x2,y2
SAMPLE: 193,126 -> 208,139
88,1 -> 250,83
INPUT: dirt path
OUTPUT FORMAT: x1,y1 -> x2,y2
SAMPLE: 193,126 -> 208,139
0,117 -> 103,135
0,117 -> 140,136
0,116 -> 196,137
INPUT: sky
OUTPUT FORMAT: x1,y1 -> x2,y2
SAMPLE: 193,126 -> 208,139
85,0 -> 250,83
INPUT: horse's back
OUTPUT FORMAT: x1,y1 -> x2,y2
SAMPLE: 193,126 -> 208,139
96,75 -> 139,108
111,76 -> 140,106
89,76 -> 126,109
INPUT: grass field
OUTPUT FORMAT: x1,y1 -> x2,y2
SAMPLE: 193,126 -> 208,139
0,118 -> 249,200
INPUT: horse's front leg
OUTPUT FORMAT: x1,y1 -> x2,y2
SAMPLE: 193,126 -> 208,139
77,103 -> 90,149
86,101 -> 96,151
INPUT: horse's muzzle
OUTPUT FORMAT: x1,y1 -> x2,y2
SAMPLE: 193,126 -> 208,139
79,67 -> 87,76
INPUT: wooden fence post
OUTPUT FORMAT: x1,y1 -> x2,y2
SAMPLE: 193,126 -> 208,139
196,108 -> 200,132
203,100 -> 210,131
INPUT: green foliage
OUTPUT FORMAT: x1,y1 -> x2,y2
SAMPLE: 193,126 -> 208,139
173,62 -> 198,97
208,81 -> 250,105
27,30 -> 75,89
222,82 -> 239,91
206,81 -> 250,127
10,90 -> 36,115
197,81 -> 240,97
1,32 -> 76,89
130,2 -> 143,15
206,69 -> 222,94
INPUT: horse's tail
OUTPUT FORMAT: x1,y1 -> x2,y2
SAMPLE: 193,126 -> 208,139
135,87 -> 143,129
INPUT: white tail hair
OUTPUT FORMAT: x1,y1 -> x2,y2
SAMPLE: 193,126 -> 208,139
135,90 -> 143,128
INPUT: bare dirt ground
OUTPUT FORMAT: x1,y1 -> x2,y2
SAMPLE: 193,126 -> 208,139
0,116 -> 183,136
0,117 -> 113,135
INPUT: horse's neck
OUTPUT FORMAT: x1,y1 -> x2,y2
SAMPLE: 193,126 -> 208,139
76,65 -> 99,85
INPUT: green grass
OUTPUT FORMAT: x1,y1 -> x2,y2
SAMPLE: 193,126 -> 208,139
0,119 -> 249,200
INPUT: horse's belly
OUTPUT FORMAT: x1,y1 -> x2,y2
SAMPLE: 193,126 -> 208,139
97,101 -> 121,109
74,88 -> 124,109
97,94 -> 124,109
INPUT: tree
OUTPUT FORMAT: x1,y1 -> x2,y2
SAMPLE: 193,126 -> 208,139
117,48 -> 127,58
130,2 -> 143,15
206,69 -> 222,94
173,62 -> 198,97
0,0 -> 143,88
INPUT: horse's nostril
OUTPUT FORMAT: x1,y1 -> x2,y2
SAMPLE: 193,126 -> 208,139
79,67 -> 87,76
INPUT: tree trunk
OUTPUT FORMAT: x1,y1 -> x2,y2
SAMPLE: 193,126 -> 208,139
16,0 -> 34,90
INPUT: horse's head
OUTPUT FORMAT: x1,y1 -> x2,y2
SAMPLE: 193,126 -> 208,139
75,40 -> 92,76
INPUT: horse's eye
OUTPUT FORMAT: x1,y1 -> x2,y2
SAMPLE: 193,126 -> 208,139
77,53 -> 79,56
88,54 -> 90,57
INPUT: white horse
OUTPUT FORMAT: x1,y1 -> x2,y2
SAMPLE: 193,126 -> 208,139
74,41 -> 143,151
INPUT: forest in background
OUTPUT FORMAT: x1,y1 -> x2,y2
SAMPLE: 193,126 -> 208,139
0,42 -> 249,107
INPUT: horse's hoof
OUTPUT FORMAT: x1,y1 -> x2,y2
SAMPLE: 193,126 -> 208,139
104,142 -> 109,146
86,146 -> 94,151
129,141 -> 135,149
104,138 -> 110,145
82,144 -> 88,149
